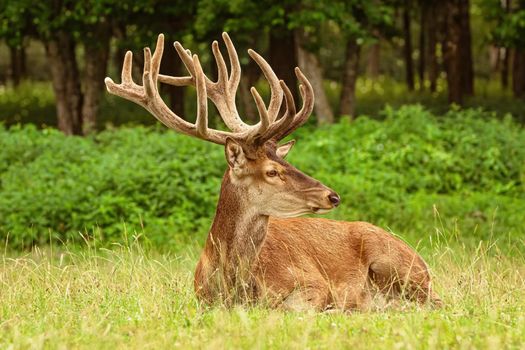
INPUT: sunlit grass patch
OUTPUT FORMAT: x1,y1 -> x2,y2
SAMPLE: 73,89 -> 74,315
1,237 -> 524,349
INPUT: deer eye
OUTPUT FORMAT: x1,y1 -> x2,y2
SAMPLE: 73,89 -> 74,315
266,170 -> 278,177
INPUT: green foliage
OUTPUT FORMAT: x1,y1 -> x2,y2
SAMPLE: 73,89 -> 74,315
290,106 -> 525,245
289,0 -> 395,42
0,0 -> 30,47
0,82 -> 55,126
1,106 -> 524,249
0,125 -> 224,248
193,0 -> 395,52
480,0 -> 525,48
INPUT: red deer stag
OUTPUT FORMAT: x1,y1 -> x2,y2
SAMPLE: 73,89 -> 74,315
105,33 -> 441,311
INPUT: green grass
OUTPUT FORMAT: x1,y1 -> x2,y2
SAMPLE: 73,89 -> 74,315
1,229 -> 524,349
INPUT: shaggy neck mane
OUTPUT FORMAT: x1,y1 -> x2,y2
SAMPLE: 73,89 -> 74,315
194,170 -> 269,302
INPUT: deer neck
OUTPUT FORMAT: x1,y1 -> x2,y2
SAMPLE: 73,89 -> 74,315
195,171 -> 269,299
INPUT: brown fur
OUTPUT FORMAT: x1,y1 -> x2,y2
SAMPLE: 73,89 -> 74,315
257,218 -> 440,310
194,141 -> 441,310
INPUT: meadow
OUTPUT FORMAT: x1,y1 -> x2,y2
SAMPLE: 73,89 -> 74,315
1,235 -> 524,349
1,104 -> 524,349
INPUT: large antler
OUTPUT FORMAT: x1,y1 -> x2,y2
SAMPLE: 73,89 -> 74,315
105,33 -> 314,145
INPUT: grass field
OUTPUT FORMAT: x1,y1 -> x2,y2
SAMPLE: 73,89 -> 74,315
2,232 -> 524,350
1,106 -> 524,349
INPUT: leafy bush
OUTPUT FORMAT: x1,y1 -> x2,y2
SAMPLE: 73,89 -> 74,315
1,105 -> 524,249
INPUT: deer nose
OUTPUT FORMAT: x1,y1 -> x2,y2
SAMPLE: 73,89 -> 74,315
328,193 -> 340,207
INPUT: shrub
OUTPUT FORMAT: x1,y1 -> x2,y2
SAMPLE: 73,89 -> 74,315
0,105 -> 524,249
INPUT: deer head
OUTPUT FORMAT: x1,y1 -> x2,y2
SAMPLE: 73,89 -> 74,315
105,33 -> 340,218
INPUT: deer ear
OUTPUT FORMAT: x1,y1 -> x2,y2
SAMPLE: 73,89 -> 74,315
225,138 -> 247,169
276,140 -> 295,158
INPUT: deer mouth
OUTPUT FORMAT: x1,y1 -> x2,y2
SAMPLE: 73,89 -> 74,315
311,207 -> 332,214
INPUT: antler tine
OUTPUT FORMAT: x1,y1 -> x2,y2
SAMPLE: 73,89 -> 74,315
151,34 -> 164,80
193,54 -> 209,136
206,36 -> 248,132
212,40 -> 228,86
174,41 -> 196,77
250,87 -> 270,133
247,49 -> 283,123
106,33 -> 313,147
282,80 -> 297,117
222,32 -> 241,91
271,67 -> 315,141
105,33 -> 238,145
255,80 -> 296,142
159,34 -> 249,133
143,47 -> 155,98
104,51 -> 142,102
121,51 -> 133,84
156,41 -> 194,86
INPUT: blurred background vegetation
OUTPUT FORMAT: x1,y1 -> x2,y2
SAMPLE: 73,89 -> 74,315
0,0 -> 524,250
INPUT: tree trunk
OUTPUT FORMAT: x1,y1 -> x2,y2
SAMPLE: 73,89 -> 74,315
339,39 -> 361,119
403,0 -> 415,91
366,42 -> 380,78
501,0 -> 512,89
489,45 -> 500,73
427,2 -> 438,92
513,49 -> 525,99
269,28 -> 299,102
501,48 -> 510,89
8,45 -> 26,87
459,0 -> 474,96
82,27 -> 111,134
418,0 -> 427,90
239,58 -> 260,123
443,0 -> 463,104
112,23 -> 128,76
442,0 -> 474,104
295,29 -> 334,124
45,32 -> 83,135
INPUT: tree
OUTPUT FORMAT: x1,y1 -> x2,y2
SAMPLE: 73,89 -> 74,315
402,0 -> 415,91
482,0 -> 525,99
0,0 -> 195,135
440,0 -> 474,104
418,0 -> 428,90
288,2 -> 338,124
326,1 -> 395,119
0,0 -> 31,87
426,1 -> 439,92
295,27 -> 334,124
1,0 -> 114,134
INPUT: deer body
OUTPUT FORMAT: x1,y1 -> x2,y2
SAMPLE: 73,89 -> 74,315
193,158 -> 439,311
106,32 -> 441,311
259,218 -> 436,310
